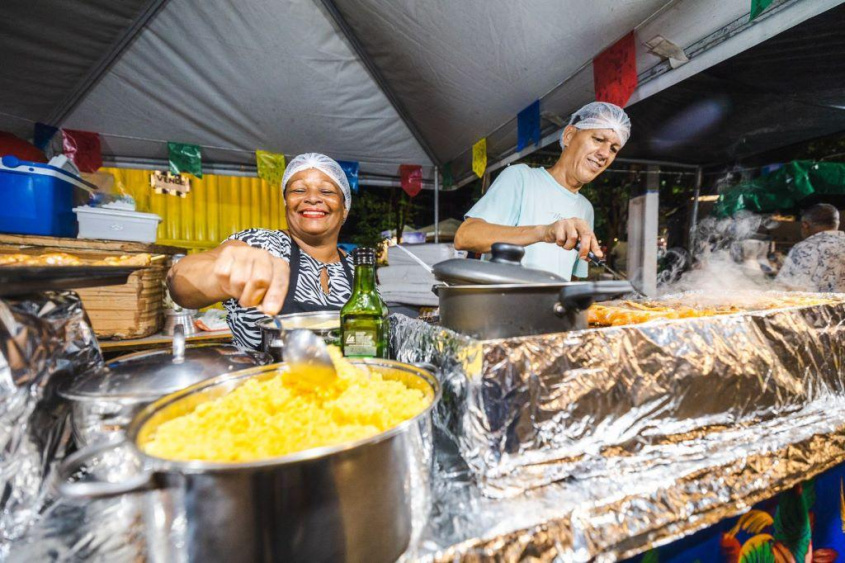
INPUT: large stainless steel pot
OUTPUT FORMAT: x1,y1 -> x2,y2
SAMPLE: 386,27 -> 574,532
58,359 -> 440,563
60,326 -> 270,446
258,311 -> 341,362
432,243 -> 632,339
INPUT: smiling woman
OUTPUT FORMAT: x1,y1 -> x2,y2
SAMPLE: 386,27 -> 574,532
167,153 -> 355,350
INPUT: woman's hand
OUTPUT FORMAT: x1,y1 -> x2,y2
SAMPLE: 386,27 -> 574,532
212,245 -> 290,315
542,218 -> 603,260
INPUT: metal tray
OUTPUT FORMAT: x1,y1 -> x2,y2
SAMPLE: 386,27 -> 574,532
0,266 -> 141,297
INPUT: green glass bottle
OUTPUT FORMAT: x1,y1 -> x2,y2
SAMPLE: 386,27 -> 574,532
341,247 -> 389,358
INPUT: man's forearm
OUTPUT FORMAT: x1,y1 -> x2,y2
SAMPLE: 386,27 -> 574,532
454,219 -> 543,254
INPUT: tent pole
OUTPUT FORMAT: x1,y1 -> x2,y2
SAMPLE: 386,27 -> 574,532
46,0 -> 173,126
434,167 -> 440,243
317,0 -> 440,167
688,167 -> 703,257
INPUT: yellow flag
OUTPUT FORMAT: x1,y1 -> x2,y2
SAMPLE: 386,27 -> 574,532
256,150 -> 287,186
472,138 -> 487,178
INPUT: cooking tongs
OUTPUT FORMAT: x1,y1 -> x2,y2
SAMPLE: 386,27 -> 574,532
577,244 -> 648,299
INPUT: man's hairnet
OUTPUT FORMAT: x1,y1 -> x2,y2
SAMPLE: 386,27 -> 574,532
560,101 -> 632,149
281,153 -> 352,212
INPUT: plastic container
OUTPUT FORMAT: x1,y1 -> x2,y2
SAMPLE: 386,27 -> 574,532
74,206 -> 162,243
0,155 -> 96,237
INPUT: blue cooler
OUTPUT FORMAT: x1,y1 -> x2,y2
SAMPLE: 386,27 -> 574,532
0,155 -> 96,237
0,155 -> 97,237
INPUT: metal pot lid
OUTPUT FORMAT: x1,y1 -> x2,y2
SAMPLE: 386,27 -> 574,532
433,242 -> 566,285
61,328 -> 269,402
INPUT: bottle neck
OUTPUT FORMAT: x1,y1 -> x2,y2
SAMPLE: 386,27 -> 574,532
352,264 -> 376,294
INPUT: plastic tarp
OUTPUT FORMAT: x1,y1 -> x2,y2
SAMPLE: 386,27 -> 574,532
713,161 -> 845,217
0,0 -> 842,181
0,0 -> 151,133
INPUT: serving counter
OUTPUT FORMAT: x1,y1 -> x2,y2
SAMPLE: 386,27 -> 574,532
3,290 -> 845,561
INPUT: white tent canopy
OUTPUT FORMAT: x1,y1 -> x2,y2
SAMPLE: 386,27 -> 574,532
0,0 -> 840,186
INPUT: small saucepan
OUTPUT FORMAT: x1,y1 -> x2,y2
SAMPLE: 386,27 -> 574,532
257,311 -> 341,362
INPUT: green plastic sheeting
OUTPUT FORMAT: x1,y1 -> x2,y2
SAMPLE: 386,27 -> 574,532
712,161 -> 845,218
168,142 -> 203,178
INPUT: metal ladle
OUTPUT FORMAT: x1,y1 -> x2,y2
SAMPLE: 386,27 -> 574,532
281,328 -> 337,386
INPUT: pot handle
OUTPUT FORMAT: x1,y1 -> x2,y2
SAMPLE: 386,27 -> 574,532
57,440 -> 158,500
555,281 -> 634,314
489,243 -> 524,265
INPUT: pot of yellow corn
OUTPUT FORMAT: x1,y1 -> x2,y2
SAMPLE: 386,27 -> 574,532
58,350 -> 440,563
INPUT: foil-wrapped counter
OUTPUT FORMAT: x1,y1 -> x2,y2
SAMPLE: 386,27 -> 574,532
393,292 -> 845,497
391,292 -> 845,560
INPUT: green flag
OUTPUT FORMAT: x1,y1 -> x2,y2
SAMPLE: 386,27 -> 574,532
749,0 -> 773,21
168,142 -> 203,178
256,150 -> 286,186
442,162 -> 453,188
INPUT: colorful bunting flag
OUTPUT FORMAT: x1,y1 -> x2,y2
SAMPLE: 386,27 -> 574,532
517,100 -> 541,151
442,162 -> 453,189
399,164 -> 423,197
256,150 -> 286,186
338,160 -> 360,194
749,0 -> 774,21
168,142 -> 203,178
33,123 -> 58,151
593,31 -> 637,108
62,129 -> 102,173
472,138 -> 487,178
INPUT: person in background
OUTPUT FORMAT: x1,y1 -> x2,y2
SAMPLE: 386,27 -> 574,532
454,102 -> 631,280
776,203 -> 845,293
167,153 -> 354,350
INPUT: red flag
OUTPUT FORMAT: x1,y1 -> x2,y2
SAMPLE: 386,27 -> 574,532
593,32 -> 637,108
399,164 -> 422,197
62,129 -> 102,173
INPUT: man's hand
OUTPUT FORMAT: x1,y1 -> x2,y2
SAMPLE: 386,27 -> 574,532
542,218 -> 603,260
213,245 -> 290,315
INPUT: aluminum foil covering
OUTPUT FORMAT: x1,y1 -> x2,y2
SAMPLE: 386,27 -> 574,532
392,293 -> 845,497
10,292 -> 845,562
0,291 -> 102,554
389,292 -> 845,560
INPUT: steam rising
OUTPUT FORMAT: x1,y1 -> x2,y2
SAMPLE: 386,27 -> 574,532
658,211 -> 782,307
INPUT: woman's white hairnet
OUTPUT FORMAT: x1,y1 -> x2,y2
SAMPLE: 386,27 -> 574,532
281,153 -> 352,212
560,101 -> 632,149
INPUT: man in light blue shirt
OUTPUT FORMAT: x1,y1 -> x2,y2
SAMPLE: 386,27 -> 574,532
455,102 -> 631,280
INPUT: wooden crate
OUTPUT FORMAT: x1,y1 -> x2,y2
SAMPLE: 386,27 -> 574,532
75,264 -> 166,339
0,234 -> 186,340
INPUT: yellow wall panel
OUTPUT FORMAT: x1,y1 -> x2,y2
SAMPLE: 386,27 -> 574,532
103,168 -> 286,251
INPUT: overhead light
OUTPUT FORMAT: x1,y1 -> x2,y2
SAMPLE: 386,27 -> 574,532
645,35 -> 689,69
693,195 -> 720,202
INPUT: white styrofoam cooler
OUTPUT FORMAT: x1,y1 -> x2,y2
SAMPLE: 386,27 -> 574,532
73,206 -> 162,243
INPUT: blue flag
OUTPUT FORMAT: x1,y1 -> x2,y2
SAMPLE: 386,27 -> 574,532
517,100 -> 541,151
33,122 -> 58,151
338,160 -> 360,194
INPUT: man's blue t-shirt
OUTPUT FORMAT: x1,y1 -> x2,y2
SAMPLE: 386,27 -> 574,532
465,164 -> 594,280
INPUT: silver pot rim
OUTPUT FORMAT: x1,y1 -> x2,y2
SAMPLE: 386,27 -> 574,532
435,282 -> 585,291
126,358 -> 441,474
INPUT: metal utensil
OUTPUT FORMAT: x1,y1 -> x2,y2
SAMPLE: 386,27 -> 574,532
576,243 -> 649,299
281,328 -> 337,386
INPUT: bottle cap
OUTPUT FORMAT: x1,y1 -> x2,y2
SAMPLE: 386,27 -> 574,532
353,247 -> 376,266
